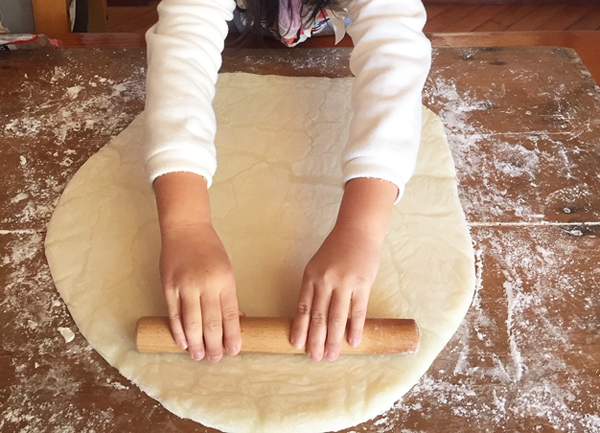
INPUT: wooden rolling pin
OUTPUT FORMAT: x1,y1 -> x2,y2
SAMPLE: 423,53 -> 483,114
136,316 -> 420,355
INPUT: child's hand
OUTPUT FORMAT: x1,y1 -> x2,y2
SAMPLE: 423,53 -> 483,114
290,177 -> 397,362
160,222 -> 241,362
290,224 -> 382,362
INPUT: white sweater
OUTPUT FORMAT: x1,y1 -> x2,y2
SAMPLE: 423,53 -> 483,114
144,0 -> 431,203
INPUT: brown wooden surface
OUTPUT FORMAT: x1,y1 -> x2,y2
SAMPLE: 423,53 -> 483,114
1,46 -> 599,432
426,2 -> 600,32
102,1 -> 600,81
32,0 -> 71,35
88,0 -> 110,33
105,1 -> 600,34
430,31 -> 600,83
52,31 -> 600,85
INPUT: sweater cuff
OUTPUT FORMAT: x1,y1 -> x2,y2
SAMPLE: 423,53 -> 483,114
145,147 -> 216,187
343,158 -> 410,205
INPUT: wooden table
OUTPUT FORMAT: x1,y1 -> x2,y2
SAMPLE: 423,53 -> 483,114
1,39 -> 599,433
52,31 -> 600,83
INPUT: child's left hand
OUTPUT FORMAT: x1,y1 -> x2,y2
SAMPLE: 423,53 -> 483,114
290,177 -> 397,361
290,223 -> 383,362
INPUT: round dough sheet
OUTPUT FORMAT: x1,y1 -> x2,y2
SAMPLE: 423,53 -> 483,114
45,73 -> 475,433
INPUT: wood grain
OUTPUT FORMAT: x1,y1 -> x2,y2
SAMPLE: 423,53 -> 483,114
425,5 -> 482,32
472,5 -> 541,31
103,2 -> 600,35
567,6 -> 600,30
136,317 -> 420,355
50,31 -> 600,85
1,46 -> 598,432
507,4 -> 571,30
32,0 -> 70,34
429,5 -> 510,33
536,4 -> 596,31
88,0 -> 109,32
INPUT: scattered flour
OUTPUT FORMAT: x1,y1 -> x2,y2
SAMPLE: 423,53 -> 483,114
1,52 -> 146,433
423,73 -> 597,222
238,48 -> 348,77
2,54 -> 145,227
105,379 -> 129,391
66,85 -> 83,100
49,66 -> 66,84
2,49 -> 598,433
57,327 -> 75,343
367,227 -> 599,433
0,230 -> 133,432
4,64 -> 144,150
10,192 -> 29,204
257,58 -> 600,433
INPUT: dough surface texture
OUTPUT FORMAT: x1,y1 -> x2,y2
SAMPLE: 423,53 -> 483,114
45,73 -> 475,433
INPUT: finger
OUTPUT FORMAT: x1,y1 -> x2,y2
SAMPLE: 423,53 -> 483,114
181,290 -> 204,361
290,277 -> 314,349
221,287 -> 241,356
324,289 -> 351,361
201,294 -> 224,362
307,285 -> 332,362
164,287 -> 188,351
348,289 -> 369,348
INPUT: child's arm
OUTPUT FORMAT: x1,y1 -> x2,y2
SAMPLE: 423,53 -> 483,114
343,0 -> 432,199
290,178 -> 396,360
291,0 -> 432,361
144,0 -> 238,362
144,0 -> 234,185
154,173 -> 241,361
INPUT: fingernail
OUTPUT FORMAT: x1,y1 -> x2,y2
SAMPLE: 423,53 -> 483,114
226,344 -> 240,355
310,352 -> 322,362
207,354 -> 223,363
192,351 -> 204,361
325,351 -> 337,362
179,341 -> 188,351
351,336 -> 361,348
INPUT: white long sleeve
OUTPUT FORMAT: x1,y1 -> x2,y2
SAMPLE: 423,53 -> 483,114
144,0 -> 235,187
344,0 -> 431,202
144,0 -> 431,201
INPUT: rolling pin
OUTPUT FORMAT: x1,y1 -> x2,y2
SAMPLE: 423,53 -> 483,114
136,316 -> 420,355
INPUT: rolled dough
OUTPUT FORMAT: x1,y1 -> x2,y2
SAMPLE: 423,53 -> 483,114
45,73 -> 475,433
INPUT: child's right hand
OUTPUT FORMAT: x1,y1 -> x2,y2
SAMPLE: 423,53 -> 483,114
153,172 -> 240,363
160,222 -> 241,362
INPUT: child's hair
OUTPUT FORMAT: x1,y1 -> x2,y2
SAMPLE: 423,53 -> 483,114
242,0 -> 335,37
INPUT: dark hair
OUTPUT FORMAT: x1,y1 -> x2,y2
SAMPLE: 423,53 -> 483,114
242,0 -> 335,38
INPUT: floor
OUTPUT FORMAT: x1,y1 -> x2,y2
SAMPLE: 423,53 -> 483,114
106,2 -> 600,33
424,2 -> 600,32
